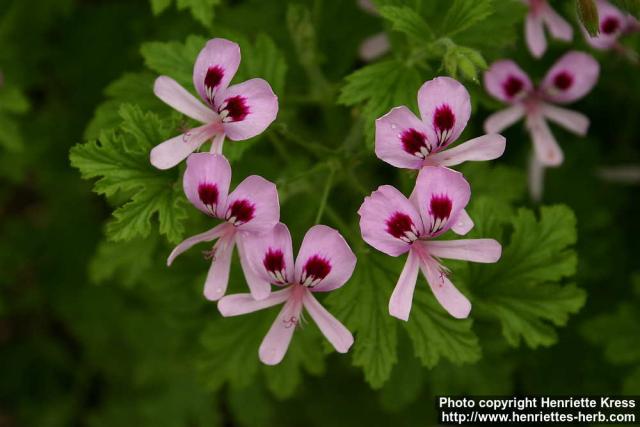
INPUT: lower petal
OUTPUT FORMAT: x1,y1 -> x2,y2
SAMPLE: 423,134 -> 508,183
203,239 -> 235,301
525,14 -> 547,58
421,258 -> 471,319
528,152 -> 546,202
154,76 -> 215,123
218,288 -> 292,317
542,6 -> 573,41
426,239 -> 502,263
167,223 -> 228,266
259,293 -> 304,365
303,291 -> 353,353
526,116 -> 563,167
150,123 -> 217,170
484,104 -> 525,134
540,104 -> 589,136
450,209 -> 474,236
428,134 -> 506,167
359,32 -> 391,61
388,250 -> 420,321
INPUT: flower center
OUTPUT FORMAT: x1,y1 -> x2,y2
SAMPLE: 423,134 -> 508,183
503,75 -> 524,99
204,66 -> 224,104
225,199 -> 255,226
429,194 -> 452,234
400,128 -> 431,158
601,16 -> 620,35
263,248 -> 287,284
198,182 -> 219,216
553,72 -> 573,91
300,255 -> 331,287
386,212 -> 420,243
433,104 -> 455,146
218,95 -> 250,123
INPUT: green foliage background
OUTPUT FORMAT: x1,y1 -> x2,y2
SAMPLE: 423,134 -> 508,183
1,0 -> 639,425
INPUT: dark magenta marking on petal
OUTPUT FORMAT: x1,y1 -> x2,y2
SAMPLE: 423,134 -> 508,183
263,248 -> 285,274
227,199 -> 255,225
198,182 -> 219,214
385,212 -> 418,241
553,72 -> 573,91
429,195 -> 452,223
433,104 -> 455,133
221,95 -> 250,122
503,75 -> 524,98
601,16 -> 620,34
205,66 -> 224,91
302,255 -> 332,283
400,128 -> 429,157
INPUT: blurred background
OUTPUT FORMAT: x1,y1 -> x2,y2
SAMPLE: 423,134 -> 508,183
0,0 -> 639,425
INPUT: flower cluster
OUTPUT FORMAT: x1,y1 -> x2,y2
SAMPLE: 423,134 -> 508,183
153,38 -> 356,365
359,77 -> 504,321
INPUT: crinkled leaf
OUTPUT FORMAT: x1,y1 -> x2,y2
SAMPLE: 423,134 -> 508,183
377,5 -> 434,41
141,35 -> 207,88
441,0 -> 494,37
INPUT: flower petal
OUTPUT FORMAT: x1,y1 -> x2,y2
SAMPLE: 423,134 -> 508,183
388,249 -> 420,321
484,104 -> 526,133
358,185 -> 423,257
528,153 -> 546,202
183,152 -> 232,217
375,106 -> 429,170
427,134 -> 506,167
224,175 -> 279,234
540,103 -> 589,135
303,291 -> 353,353
218,288 -> 292,317
193,38 -> 241,105
167,223 -> 229,266
541,51 -> 599,104
451,209 -> 474,236
413,166 -> 470,237
216,78 -> 278,141
294,225 -> 357,292
239,223 -> 295,288
154,76 -> 216,123
236,233 -> 272,301
484,60 -> 533,104
421,257 -> 471,319
584,0 -> 627,50
426,239 -> 502,263
359,32 -> 391,61
526,115 -> 563,166
525,13 -> 547,58
150,124 -> 217,170
203,239 -> 235,301
259,291 -> 304,365
542,3 -> 573,41
417,77 -> 471,149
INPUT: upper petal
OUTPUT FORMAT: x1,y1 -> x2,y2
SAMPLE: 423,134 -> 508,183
375,106 -> 430,169
484,60 -> 533,104
225,175 -> 280,234
358,185 -> 424,257
216,79 -> 279,141
240,223 -> 295,287
541,51 -> 599,104
193,38 -> 241,105
183,152 -> 232,218
412,166 -> 471,238
294,225 -> 357,292
154,76 -> 215,123
417,77 -> 471,149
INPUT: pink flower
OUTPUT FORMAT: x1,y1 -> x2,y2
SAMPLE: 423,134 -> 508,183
484,51 -> 599,167
167,153 -> 279,301
375,77 -> 506,172
523,0 -> 573,58
358,167 -> 501,321
218,224 -> 356,365
150,38 -> 279,170
582,0 -> 640,50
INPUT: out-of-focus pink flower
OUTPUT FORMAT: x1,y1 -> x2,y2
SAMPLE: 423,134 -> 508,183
358,167 -> 501,321
356,0 -> 391,61
167,153 -> 279,301
150,38 -> 279,169
218,224 -> 356,365
582,0 -> 640,50
523,0 -> 573,58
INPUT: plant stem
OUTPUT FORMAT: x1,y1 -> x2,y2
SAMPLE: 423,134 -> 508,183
315,166 -> 335,224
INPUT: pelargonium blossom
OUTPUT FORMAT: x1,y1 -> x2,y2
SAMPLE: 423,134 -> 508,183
150,38 -> 278,169
484,51 -> 599,170
523,0 -> 573,58
582,0 -> 640,51
218,223 -> 356,365
358,166 -> 501,321
167,153 -> 279,301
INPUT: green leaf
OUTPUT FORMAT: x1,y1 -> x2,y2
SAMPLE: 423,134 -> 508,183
0,85 -> 30,114
89,237 -> 159,286
70,104 -> 187,243
377,6 -> 434,41
327,254 -> 398,389
441,0 -> 494,37
609,0 -> 640,18
141,35 -> 207,88
149,0 -> 172,15
148,0 -> 220,28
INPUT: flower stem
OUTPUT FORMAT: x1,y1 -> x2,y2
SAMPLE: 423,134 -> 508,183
315,166 -> 335,224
